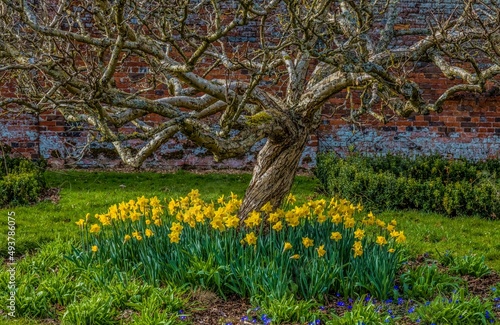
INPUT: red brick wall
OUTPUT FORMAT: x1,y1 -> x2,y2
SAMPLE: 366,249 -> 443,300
1,0 -> 499,169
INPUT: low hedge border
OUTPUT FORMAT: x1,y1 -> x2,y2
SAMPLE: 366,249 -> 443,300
316,153 -> 499,219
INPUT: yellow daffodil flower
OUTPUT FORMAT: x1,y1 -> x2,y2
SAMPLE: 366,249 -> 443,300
89,224 -> 101,233
316,245 -> 326,258
244,211 -> 262,227
150,196 -> 161,208
396,231 -> 406,243
268,210 -> 281,224
170,222 -> 183,233
283,242 -> 292,252
344,217 -> 355,228
353,241 -> 363,257
376,236 -> 388,246
390,230 -> 400,238
145,229 -> 154,238
168,232 -> 180,243
75,219 -> 85,228
290,254 -> 300,260
129,212 -> 140,222
91,245 -> 98,252
302,237 -> 314,248
244,232 -> 257,245
168,199 -> 177,215
354,228 -> 365,240
224,215 -> 240,228
260,201 -> 273,213
330,232 -> 342,241
331,214 -> 342,224
210,217 -> 225,231
272,221 -> 283,231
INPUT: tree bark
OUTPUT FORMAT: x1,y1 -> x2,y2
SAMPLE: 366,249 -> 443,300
239,125 -> 311,219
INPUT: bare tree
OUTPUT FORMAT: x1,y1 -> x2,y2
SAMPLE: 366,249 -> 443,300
1,0 -> 499,217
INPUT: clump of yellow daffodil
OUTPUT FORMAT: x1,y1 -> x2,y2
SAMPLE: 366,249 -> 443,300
78,191 -> 406,265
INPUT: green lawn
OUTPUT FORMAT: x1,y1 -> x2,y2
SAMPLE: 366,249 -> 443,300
379,210 -> 500,271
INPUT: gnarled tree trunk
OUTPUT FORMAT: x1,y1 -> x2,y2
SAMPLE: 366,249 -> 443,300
239,124 -> 311,218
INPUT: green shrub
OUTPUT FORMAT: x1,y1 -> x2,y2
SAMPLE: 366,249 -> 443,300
0,149 -> 46,206
316,153 -> 500,219
0,171 -> 45,206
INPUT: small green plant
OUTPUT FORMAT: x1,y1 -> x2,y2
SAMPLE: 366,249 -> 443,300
400,264 -> 462,300
440,253 -> 491,278
328,298 -> 395,324
409,289 -> 496,324
128,286 -> 188,324
62,293 -> 118,324
252,294 -> 323,324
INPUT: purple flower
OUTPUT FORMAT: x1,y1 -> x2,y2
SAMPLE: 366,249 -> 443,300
336,301 -> 346,307
397,297 -> 404,305
261,314 -> 272,325
408,306 -> 415,314
241,316 -> 249,321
